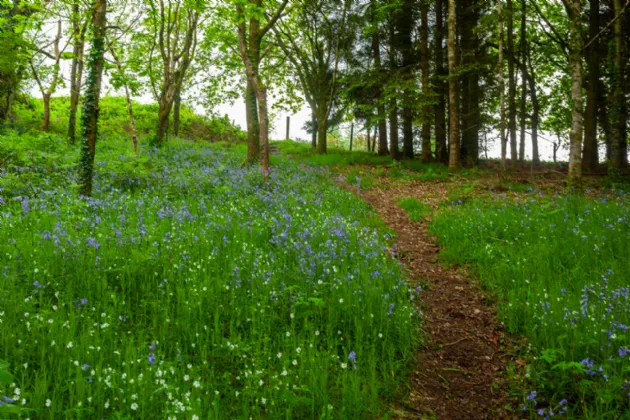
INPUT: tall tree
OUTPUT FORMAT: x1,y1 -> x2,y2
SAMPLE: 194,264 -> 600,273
388,13 -> 400,160
526,49 -> 540,166
420,2 -> 431,162
447,0 -> 460,168
371,1 -> 388,156
396,0 -> 415,159
109,46 -> 139,155
434,0 -> 448,164
235,0 -> 289,172
151,0 -> 199,146
507,0 -> 517,166
67,1 -> 88,144
29,18 -> 68,132
582,0 -> 600,171
498,0 -> 506,168
518,0 -> 526,167
563,0 -> 585,186
459,0 -> 480,166
78,0 -> 107,197
274,0 -> 350,155
610,0 -> 627,169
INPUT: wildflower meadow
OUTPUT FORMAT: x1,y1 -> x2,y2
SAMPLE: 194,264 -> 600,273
0,133 -> 419,418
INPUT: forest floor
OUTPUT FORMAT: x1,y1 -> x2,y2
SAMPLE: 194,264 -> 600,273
339,176 -> 517,419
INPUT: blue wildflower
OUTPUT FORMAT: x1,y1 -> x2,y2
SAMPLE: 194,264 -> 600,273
348,351 -> 357,369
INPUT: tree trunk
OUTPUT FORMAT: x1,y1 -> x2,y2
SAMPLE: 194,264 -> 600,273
156,99 -> 171,146
566,0 -> 584,186
527,55 -> 540,166
518,0 -> 527,167
366,123 -> 371,151
372,7 -> 388,156
377,105 -> 388,155
349,122 -> 354,151
311,110 -> 317,149
459,0 -> 479,167
598,79 -> 613,161
447,0 -> 460,168
611,0 -> 627,169
173,90 -> 181,137
285,116 -> 290,140
583,0 -> 600,171
154,8 -> 198,147
398,0 -> 415,159
435,0 -> 448,164
245,80 -> 260,162
316,109 -> 327,154
498,0 -> 507,168
401,99 -> 414,158
42,93 -> 51,132
388,15 -> 400,160
67,1 -> 85,144
78,0 -> 106,197
389,99 -> 400,159
125,85 -> 138,156
420,4 -> 432,162
110,46 -> 138,154
256,86 -> 270,176
469,71 -> 480,166
507,0 -> 517,166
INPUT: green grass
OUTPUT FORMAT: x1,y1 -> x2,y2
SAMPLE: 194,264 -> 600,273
0,130 -> 419,418
345,169 -> 376,191
430,193 -> 630,419
274,141 -> 449,180
397,197 -> 431,222
11,96 -> 246,144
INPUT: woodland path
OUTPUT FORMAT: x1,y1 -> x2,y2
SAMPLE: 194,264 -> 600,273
346,179 -> 517,419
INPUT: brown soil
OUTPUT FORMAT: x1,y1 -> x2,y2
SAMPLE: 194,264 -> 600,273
350,179 -> 518,419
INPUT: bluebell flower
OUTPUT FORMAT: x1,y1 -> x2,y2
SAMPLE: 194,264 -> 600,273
348,351 -> 357,369
21,197 -> 29,214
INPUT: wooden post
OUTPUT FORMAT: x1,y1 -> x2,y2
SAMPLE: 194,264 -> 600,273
349,123 -> 354,151
286,116 -> 290,141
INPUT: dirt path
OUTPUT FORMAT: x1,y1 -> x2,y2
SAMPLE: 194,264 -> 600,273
355,181 -> 516,419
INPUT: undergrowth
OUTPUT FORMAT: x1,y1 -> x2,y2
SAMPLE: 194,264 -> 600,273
431,193 -> 630,419
0,132 -> 419,418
